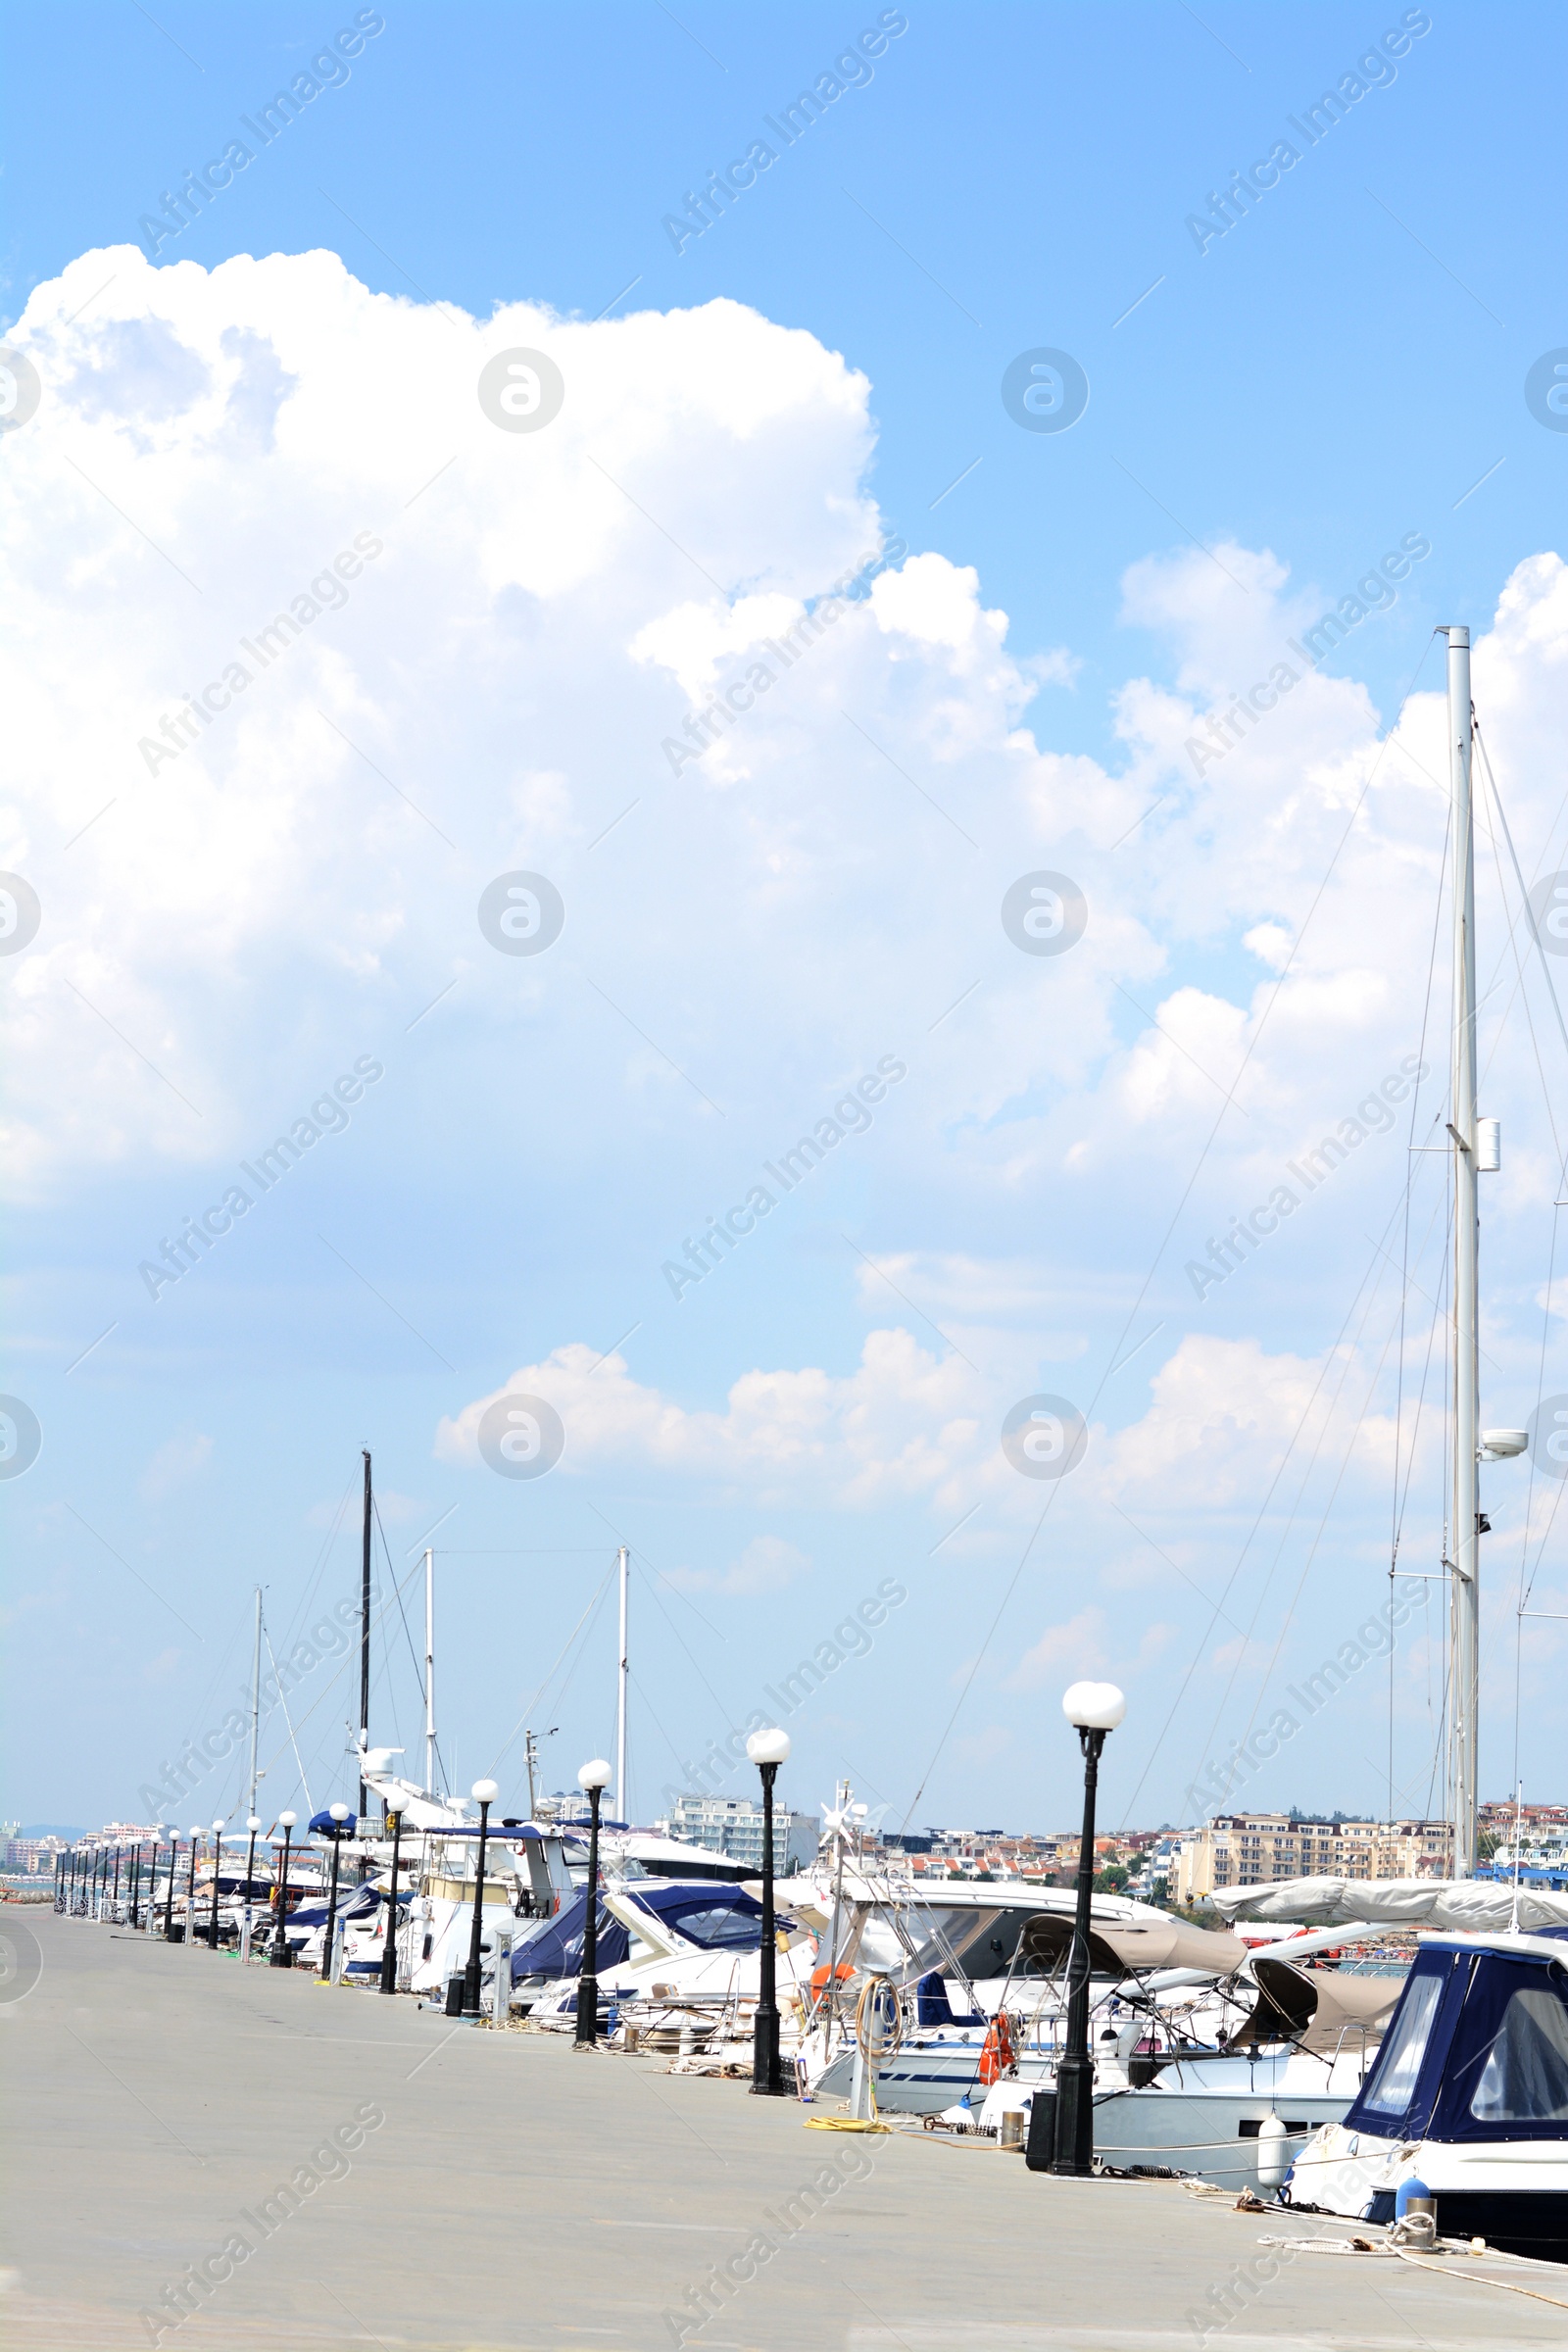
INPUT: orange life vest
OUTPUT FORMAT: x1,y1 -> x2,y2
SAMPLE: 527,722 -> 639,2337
978,2012 -> 1014,2084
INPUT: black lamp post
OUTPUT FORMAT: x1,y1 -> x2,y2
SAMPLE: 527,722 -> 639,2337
242,1817 -> 262,1960
208,1821 -> 224,1949
1052,1680 -> 1126,2179
163,1838 -> 177,1937
112,1843 -> 122,1916
747,1727 -> 791,2095
379,1800 -> 408,1994
185,1827 -> 201,1945
463,1778 -> 499,2016
320,1801 -> 351,1983
270,1811 -> 298,1966
54,1852 -> 65,1912
128,1843 -> 141,1928
573,1760 -> 610,2047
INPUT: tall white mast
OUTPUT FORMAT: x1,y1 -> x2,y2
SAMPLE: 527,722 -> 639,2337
615,1544 -> 629,1824
247,1587 -> 263,1817
423,1547 -> 436,1796
1446,623 -> 1480,1881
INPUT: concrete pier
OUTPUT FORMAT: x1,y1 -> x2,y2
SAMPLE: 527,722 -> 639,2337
3,1912 -> 1561,2348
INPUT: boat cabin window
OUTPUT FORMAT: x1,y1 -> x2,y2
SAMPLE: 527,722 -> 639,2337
1469,1984 -> 1568,2124
659,1898 -> 763,1951
1358,1968 -> 1443,2119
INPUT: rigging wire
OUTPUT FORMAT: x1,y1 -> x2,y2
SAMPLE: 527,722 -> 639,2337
169,1594 -> 251,1778
582,1501 -> 733,1648
373,1498 -> 429,1716
1476,718 -> 1568,1110
632,1557 -> 742,1735
906,639 -> 1446,1829
247,1568 -> 425,1793
262,1627 -> 315,1815
1191,1207 -> 1405,1780
1120,1197 -> 1413,1829
626,1665 -> 689,1791
1476,759 -> 1568,1182
1514,1208 -> 1557,1796
483,1558 -> 617,1779
272,1472 -> 357,1675
1234,1272 -> 1421,1776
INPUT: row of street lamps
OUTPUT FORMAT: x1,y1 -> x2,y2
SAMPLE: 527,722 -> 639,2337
58,1814 -> 302,1960
57,1682 -> 1121,2169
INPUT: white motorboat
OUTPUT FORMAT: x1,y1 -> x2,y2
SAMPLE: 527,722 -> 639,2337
1285,1929 -> 1568,2262
514,1875 -> 817,2048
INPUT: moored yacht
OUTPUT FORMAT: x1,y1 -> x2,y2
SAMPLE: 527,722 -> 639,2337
1285,1928 -> 1568,2261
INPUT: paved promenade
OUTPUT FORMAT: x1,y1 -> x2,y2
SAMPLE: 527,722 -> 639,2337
3,1910 -> 1564,2349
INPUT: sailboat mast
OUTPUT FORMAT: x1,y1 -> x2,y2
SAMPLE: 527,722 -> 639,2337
423,1546 -> 436,1795
615,1544 -> 629,1824
246,1585 -> 263,1817
1446,622 -> 1481,1881
359,1447 -> 372,1819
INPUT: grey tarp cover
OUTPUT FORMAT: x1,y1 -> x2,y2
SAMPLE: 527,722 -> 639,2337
1211,1876 -> 1568,1933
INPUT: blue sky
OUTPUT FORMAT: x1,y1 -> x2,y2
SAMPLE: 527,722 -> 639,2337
4,2 -> 1567,1842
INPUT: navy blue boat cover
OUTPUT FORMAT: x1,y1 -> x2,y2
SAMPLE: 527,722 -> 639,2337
1343,1936 -> 1568,2143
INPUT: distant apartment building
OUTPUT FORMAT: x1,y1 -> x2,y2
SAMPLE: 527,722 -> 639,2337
3,1832 -> 68,1877
1481,1799 -> 1568,1840
667,1793 -> 818,1875
906,1832 -> 1084,1882
1178,1813 -> 1451,1901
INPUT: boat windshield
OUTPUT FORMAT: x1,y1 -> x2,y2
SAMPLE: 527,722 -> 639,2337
656,1897 -> 764,1951
1470,1985 -> 1568,2123
1358,1968 -> 1443,2119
